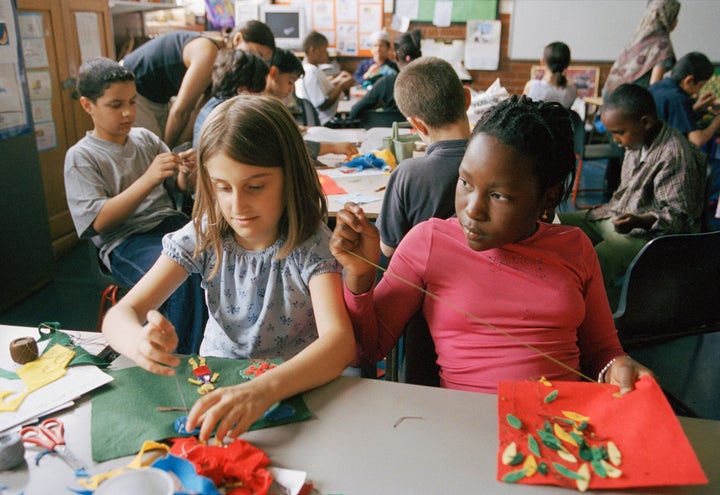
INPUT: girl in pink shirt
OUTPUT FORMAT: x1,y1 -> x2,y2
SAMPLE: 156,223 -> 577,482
331,95 -> 653,394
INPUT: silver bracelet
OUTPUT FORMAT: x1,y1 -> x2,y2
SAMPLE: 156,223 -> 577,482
598,357 -> 620,383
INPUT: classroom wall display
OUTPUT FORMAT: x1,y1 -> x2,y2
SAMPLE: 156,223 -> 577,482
510,0 -> 720,62
395,0 -> 497,23
530,65 -> 600,99
278,0 -> 384,57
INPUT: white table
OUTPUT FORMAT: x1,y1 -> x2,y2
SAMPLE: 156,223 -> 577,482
3,325 -> 720,495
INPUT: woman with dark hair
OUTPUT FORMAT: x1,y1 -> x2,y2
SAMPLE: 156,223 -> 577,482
121,21 -> 275,149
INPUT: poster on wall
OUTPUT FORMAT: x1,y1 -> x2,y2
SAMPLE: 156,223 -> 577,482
0,0 -> 31,140
280,0 -> 383,57
464,20 -> 501,70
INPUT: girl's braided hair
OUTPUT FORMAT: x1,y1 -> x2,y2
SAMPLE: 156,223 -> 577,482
472,95 -> 576,199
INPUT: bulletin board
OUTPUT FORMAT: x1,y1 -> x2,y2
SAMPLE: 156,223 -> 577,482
279,0 -> 384,57
410,0 -> 497,23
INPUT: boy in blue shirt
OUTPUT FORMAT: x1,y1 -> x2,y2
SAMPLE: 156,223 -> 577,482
649,51 -> 720,149
64,57 -> 206,353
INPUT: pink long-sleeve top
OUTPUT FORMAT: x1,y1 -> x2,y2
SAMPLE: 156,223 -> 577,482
344,218 -> 626,393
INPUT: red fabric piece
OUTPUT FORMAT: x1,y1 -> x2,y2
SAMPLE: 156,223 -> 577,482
170,437 -> 273,495
318,174 -> 347,195
497,376 -> 707,490
193,365 -> 211,377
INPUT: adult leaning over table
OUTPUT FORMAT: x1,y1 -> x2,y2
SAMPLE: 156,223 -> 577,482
121,21 -> 275,150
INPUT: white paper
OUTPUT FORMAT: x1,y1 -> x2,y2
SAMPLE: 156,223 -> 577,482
304,126 -> 364,144
433,0 -> 452,27
395,0 -> 419,19
331,193 -> 381,205
34,120 -> 57,151
75,12 -> 101,63
268,467 -> 307,495
0,365 -> 113,433
464,20 -> 501,70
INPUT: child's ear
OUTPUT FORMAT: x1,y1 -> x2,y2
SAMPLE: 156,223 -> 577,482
640,114 -> 656,130
541,182 -> 563,212
407,116 -> 429,137
79,96 -> 94,115
267,66 -> 279,81
463,86 -> 472,111
680,74 -> 696,93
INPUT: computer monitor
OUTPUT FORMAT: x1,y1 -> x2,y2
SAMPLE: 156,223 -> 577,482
259,4 -> 307,51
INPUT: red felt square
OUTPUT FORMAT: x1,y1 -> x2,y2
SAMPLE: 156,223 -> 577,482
497,376 -> 707,490
318,174 -> 347,195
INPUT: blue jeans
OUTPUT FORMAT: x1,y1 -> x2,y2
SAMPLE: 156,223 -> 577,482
110,215 -> 207,354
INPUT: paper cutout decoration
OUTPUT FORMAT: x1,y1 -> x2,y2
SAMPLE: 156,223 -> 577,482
91,357 -> 311,462
0,344 -> 75,411
497,376 -> 708,490
318,174 -> 347,195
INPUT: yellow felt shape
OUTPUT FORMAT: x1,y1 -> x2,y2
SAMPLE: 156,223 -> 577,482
373,148 -> 397,170
0,344 -> 75,412
78,440 -> 171,489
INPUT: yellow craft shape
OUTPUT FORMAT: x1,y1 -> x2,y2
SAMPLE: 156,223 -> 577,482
0,344 -> 75,412
78,440 -> 171,489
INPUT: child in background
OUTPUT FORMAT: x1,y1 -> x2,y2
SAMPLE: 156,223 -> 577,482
522,41 -> 577,109
376,56 -> 471,258
649,51 -> 720,149
265,48 -> 357,160
103,95 -> 356,441
348,29 -> 423,125
560,83 -> 706,294
192,49 -> 268,149
331,95 -> 652,395
296,31 -> 355,125
64,57 -> 206,354
353,30 -> 398,87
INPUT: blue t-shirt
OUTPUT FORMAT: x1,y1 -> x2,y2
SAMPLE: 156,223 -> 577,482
649,78 -> 697,136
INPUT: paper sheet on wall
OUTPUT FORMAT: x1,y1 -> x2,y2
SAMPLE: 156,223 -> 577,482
465,20 -> 501,70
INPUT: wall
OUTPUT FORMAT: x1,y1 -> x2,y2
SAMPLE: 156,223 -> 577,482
348,11 -> 613,97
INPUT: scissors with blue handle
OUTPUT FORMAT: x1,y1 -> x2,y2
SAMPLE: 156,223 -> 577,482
20,418 -> 87,472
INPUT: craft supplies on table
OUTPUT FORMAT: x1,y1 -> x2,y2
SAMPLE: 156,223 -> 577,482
20,417 -> 87,474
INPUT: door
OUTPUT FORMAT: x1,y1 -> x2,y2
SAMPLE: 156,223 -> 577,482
17,0 -> 114,257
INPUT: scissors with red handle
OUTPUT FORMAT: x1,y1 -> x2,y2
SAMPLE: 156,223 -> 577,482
20,418 -> 87,472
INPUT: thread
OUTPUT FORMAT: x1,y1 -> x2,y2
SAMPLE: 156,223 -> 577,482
342,248 -> 598,383
9,337 -> 38,364
0,431 -> 25,470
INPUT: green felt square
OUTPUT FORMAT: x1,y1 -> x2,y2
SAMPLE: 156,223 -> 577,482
91,357 -> 311,462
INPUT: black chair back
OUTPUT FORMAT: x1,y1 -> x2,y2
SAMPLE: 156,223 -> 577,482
613,231 -> 720,347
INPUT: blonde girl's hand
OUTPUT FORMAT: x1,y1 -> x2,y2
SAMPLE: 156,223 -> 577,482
133,310 -> 180,376
185,381 -> 274,442
603,356 -> 655,396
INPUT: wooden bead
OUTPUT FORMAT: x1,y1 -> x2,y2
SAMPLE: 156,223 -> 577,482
9,337 -> 38,364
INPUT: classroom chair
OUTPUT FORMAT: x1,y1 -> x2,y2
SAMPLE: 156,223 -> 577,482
612,231 -> 720,349
569,111 -> 624,209
359,109 -> 407,130
384,312 -> 440,387
87,242 -> 124,331
295,97 -> 321,127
